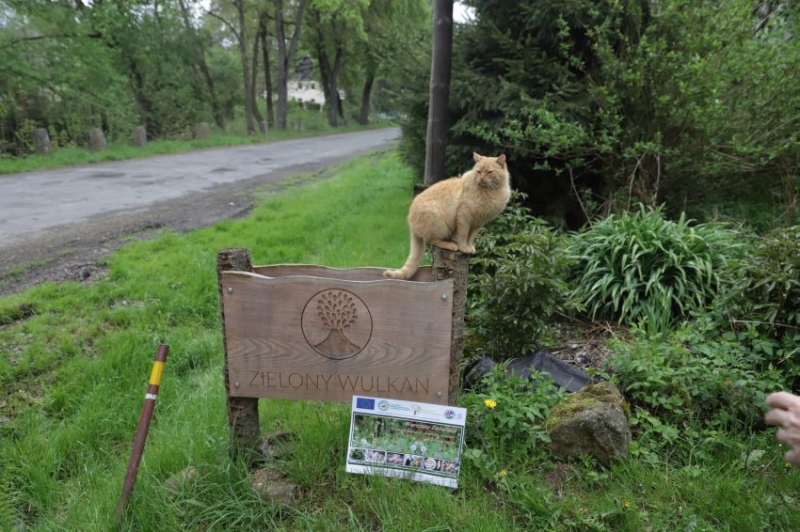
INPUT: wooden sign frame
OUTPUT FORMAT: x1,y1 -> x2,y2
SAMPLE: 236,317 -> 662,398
216,248 -> 468,464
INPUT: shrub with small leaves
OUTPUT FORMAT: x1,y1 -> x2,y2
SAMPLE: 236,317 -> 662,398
568,205 -> 740,333
735,225 -> 800,338
467,194 -> 574,360
608,323 -> 787,459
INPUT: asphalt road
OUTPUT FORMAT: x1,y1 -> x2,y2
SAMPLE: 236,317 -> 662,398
0,128 -> 400,246
0,127 -> 400,295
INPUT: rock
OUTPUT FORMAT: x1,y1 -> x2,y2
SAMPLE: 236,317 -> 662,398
164,465 -> 199,492
132,126 -> 147,148
260,431 -> 296,461
88,128 -> 107,151
33,128 -> 51,154
546,382 -> 631,465
194,122 -> 210,139
251,466 -> 296,506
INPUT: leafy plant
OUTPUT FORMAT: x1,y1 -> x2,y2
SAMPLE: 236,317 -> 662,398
401,0 -> 800,228
608,324 -> 787,458
466,194 -> 574,360
568,205 -> 740,333
735,225 -> 800,338
461,365 -> 565,479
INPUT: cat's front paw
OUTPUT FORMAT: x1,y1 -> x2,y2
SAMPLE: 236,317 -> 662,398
459,245 -> 476,254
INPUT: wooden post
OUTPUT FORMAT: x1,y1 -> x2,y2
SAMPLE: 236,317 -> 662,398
424,0 -> 454,185
217,248 -> 262,466
431,247 -> 468,404
115,344 -> 170,521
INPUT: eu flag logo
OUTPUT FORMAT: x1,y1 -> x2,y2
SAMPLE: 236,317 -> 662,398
356,397 -> 375,410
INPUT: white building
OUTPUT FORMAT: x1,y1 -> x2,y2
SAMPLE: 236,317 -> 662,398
286,55 -> 344,109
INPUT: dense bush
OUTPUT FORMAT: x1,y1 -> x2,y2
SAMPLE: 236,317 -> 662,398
466,195 -> 573,360
734,225 -> 800,339
567,205 -> 740,333
399,0 -> 800,227
608,323 -> 788,459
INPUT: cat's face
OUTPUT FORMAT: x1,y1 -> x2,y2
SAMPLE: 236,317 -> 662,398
472,153 -> 508,190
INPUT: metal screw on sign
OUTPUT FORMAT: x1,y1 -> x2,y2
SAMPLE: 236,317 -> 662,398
115,344 -> 169,522
227,287 -> 234,295
440,294 -> 448,301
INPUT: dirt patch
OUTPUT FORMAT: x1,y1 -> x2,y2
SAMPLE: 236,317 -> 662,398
0,160 -> 341,297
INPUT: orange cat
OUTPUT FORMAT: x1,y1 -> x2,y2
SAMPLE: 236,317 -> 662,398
383,152 -> 511,280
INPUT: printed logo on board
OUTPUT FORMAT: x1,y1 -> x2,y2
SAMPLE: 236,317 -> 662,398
301,289 -> 373,360
356,397 -> 376,410
444,409 -> 456,420
378,400 -> 390,412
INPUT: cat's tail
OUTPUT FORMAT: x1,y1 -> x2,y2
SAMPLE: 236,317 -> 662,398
383,232 -> 425,280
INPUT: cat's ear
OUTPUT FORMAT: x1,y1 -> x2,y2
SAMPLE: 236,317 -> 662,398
496,154 -> 506,167
473,152 -> 483,163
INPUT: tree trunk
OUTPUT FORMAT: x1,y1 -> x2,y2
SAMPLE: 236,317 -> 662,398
125,54 -> 157,135
424,0 -> 454,185
275,0 -> 289,130
201,59 -> 226,130
178,0 -> 224,129
259,13 -> 275,128
274,0 -> 307,131
251,29 -> 266,133
359,69 -> 375,125
315,23 -> 344,128
234,0 -> 255,135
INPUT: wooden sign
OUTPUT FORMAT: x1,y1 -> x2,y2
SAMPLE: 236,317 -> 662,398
220,265 -> 454,405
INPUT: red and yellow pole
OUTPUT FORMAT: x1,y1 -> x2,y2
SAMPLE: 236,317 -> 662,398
115,344 -> 169,521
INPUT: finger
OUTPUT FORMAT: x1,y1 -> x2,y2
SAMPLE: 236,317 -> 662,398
786,448 -> 800,467
765,409 -> 788,426
776,428 -> 800,447
765,392 -> 800,410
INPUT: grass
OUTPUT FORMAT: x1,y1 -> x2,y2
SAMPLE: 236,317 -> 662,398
1,150 -> 799,530
0,107 -> 394,175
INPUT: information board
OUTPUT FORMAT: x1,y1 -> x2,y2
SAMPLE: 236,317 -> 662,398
346,395 -> 467,488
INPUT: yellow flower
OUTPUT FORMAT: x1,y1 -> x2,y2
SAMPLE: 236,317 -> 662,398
498,469 -> 508,479
484,398 -> 497,409
624,500 -> 631,509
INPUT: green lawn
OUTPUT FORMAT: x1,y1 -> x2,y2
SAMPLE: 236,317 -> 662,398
1,150 -> 798,531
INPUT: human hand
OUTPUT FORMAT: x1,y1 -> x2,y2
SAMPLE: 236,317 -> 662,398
765,391 -> 800,466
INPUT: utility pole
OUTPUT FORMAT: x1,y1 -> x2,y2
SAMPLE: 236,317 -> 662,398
424,0 -> 454,185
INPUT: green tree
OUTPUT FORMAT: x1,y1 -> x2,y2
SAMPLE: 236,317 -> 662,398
399,0 -> 800,228
0,0 -> 227,150
305,0 -> 369,127
274,0 -> 307,130
356,0 -> 429,125
177,0 -> 226,129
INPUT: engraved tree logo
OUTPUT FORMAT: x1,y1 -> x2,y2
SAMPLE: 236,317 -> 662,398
313,290 -> 362,358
